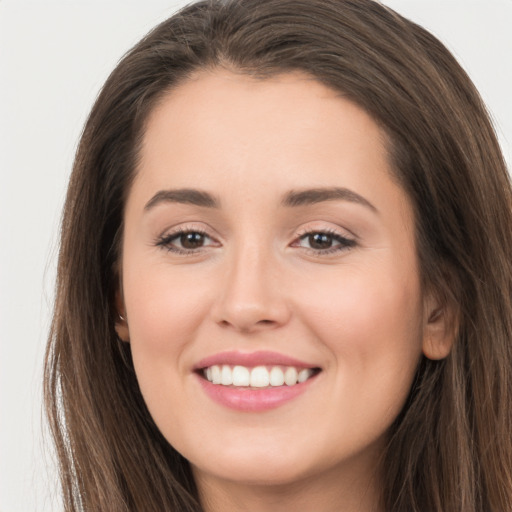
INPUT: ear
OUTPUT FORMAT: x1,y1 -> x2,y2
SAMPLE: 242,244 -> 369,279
421,292 -> 458,360
114,289 -> 130,343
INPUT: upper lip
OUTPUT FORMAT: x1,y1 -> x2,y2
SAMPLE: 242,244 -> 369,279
194,350 -> 319,370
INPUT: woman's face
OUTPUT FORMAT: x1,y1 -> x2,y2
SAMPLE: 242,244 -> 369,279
118,71 -> 440,492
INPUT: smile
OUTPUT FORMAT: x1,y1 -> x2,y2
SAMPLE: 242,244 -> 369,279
202,365 -> 317,387
194,351 -> 322,412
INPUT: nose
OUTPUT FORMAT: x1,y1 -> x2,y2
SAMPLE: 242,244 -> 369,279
211,244 -> 291,333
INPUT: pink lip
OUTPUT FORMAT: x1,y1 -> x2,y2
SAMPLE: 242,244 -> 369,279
196,376 -> 317,412
194,350 -> 317,370
193,350 -> 321,412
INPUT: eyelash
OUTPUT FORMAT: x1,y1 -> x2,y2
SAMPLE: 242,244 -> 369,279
293,228 -> 357,255
155,227 -> 214,255
155,227 -> 356,256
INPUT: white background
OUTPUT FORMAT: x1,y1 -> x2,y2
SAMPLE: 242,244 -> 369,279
1,1 -> 511,510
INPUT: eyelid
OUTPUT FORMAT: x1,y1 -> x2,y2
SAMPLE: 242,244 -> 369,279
294,224 -> 356,240
154,223 -> 221,254
291,225 -> 357,255
294,221 -> 358,242
153,222 -> 357,256
156,221 -> 219,240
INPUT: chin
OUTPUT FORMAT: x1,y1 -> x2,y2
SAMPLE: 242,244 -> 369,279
186,433 -> 336,488
192,457 -> 313,488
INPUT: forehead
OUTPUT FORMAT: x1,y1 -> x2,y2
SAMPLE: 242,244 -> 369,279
142,71 -> 382,172
131,69 -> 411,226
144,69 -> 384,147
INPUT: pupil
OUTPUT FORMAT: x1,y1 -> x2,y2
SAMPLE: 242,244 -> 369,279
309,233 -> 332,249
181,232 -> 204,249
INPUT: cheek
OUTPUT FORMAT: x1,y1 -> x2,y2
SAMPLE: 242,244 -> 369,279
121,261 -> 213,407
298,263 -> 424,398
124,260 -> 212,348
303,263 -> 422,342
296,266 -> 424,448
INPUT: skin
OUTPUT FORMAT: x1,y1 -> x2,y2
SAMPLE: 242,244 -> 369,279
116,70 -> 452,512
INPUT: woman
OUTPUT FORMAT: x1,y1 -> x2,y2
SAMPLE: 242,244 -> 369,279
44,0 -> 512,510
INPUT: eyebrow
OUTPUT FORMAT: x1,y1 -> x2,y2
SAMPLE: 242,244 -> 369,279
144,188 -> 220,210
144,186 -> 377,213
282,187 -> 377,212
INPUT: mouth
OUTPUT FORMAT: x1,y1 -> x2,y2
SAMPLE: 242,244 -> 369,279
193,351 -> 322,411
198,364 -> 321,388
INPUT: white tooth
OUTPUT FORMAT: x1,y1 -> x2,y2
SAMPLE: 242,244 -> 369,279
221,365 -> 233,385
270,366 -> 285,386
211,365 -> 222,384
284,367 -> 298,386
205,367 -> 213,382
250,366 -> 270,387
232,365 -> 250,386
298,368 -> 313,383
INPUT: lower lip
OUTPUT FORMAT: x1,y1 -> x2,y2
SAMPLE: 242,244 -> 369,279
196,373 -> 318,412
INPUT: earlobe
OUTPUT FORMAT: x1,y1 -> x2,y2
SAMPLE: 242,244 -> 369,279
115,314 -> 130,343
114,290 -> 130,343
421,300 -> 458,361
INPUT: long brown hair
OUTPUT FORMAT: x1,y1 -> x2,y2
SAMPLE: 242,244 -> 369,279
45,1 -> 512,510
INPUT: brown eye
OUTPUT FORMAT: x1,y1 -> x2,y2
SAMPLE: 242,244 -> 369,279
294,230 -> 356,254
156,229 -> 217,254
180,232 -> 206,249
308,233 -> 334,249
